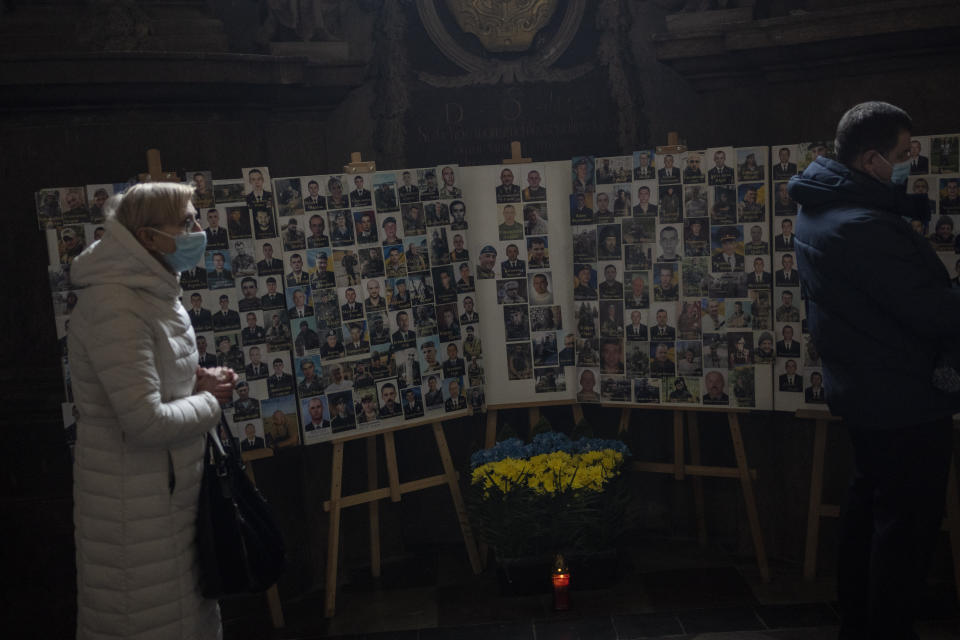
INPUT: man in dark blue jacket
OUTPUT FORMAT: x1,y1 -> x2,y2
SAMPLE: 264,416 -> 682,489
790,101 -> 960,640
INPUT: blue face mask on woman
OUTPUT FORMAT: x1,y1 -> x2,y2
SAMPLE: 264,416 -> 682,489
150,228 -> 208,272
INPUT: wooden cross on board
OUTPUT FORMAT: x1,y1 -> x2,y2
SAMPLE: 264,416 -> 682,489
344,151 -> 376,174
137,149 -> 181,183
503,140 -> 532,164
656,131 -> 687,155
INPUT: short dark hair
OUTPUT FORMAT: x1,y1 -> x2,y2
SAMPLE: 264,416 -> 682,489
835,101 -> 912,165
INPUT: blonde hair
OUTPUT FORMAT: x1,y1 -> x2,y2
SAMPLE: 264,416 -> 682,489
107,182 -> 195,234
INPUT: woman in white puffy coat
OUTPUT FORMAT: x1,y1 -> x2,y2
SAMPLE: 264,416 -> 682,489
68,183 -> 237,639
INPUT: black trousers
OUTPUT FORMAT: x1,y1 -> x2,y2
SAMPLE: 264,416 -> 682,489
838,417 -> 954,640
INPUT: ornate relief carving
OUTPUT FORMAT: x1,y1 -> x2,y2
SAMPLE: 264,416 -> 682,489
416,0 -> 590,86
444,0 -> 559,52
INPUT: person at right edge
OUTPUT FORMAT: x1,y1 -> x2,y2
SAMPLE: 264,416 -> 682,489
789,101 -> 960,640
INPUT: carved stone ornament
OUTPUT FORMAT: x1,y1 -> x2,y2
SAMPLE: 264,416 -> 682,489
445,0 -> 558,52
416,0 -> 590,87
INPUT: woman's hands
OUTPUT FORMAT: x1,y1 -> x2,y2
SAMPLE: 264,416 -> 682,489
195,366 -> 238,404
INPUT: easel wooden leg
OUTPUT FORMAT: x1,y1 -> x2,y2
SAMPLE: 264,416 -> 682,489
688,412 -> 707,547
432,422 -> 483,574
945,455 -> 960,604
728,413 -> 770,582
241,460 -> 285,628
383,431 -> 402,502
324,441 -> 345,617
529,406 -> 541,431
484,409 -> 498,448
572,403 -> 584,425
618,407 -> 630,435
803,419 -> 828,580
673,411 -> 685,480
366,436 -> 381,578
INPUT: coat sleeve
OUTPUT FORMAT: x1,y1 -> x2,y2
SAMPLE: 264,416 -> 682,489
81,302 -> 222,448
843,220 -> 960,340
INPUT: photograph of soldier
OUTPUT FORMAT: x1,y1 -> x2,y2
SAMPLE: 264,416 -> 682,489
327,392 -> 356,433
503,304 -> 530,341
387,277 -> 412,311
380,214 -> 403,247
702,370 -> 730,406
805,370 -> 826,403
449,233 -> 469,263
383,245 -> 406,279
188,173 -> 213,210
396,348 -> 422,388
600,300 -> 624,338
363,278 -> 387,312
374,174 -> 399,212
625,272 -> 650,309
742,224 -> 768,257
570,192 -> 595,225
507,343 -> 533,380
625,243 -> 652,271
625,340 -> 649,377
450,200 -> 468,230
572,156 -> 595,193
409,274 -> 435,306
702,334 -> 727,369
398,170 -> 420,203
684,257 -> 711,298
188,293 -> 213,332
405,238 -> 429,273
755,332 -> 775,363
573,227 -> 597,263
597,263 -> 624,300
319,327 -> 345,359
931,135 -> 959,173
344,322 -> 370,356
724,299 -> 751,329
773,182 -> 797,216
207,250 -> 234,289
573,264 -> 597,300
212,293 -> 240,332
243,345 -> 268,379
428,227 -> 450,266
656,225 -> 682,262
526,236 -> 549,269
775,253 -> 800,286
682,218 -> 709,257
683,151 -> 705,183
477,244 -> 497,279
738,184 -> 765,223
633,377 -> 660,403
401,202 -> 426,236
443,377 -> 468,412
654,264 -> 679,302
291,319 -> 318,356
496,167 -> 522,203
649,307 -> 677,341
772,147 -> 798,180
530,305 -> 560,331
437,304 -> 461,342
598,224 -> 622,259
390,310 -> 416,349
314,288 -> 340,330
750,289 -> 772,330
623,217 -> 655,244
658,185 -> 683,223
401,387 -> 424,419
305,213 -> 329,249
727,332 -> 753,367
212,179 -> 245,204
367,311 -> 390,345
524,203 -> 549,235
778,359 -> 803,393
711,226 -> 744,273
360,246 -> 385,279
649,342 -> 676,377
677,300 -> 702,339
303,178 -> 326,212
499,242 -> 526,278
665,376 -> 696,404
260,275 -> 285,310
657,153 -> 681,185
775,289 -> 801,322
415,303 -> 438,336
677,341 -> 702,377
737,150 -> 765,182
774,218 -> 796,251
730,366 -> 756,408
615,186 -> 632,217
577,337 -> 599,367
353,210 -> 379,245
624,309 -> 647,341
529,272 -> 554,305
252,208 -> 277,240
632,184 -> 657,217
532,332 -> 558,367
906,138 -> 929,174
708,149 -> 735,185
354,392 -> 379,426
710,186 -> 737,224
433,265 -> 458,304
633,150 -> 655,180
522,167 -> 547,201
329,209 -> 355,247
599,338 -> 624,374
776,324 -> 801,357
241,310 -> 266,346
684,185 -> 708,217
274,178 -> 303,219
463,325 -> 482,362
266,356 -> 294,398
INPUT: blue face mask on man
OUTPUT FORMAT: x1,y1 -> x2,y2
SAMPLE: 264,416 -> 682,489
878,153 -> 912,186
150,227 -> 208,272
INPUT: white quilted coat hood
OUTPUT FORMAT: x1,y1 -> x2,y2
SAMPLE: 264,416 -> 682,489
69,218 -> 222,640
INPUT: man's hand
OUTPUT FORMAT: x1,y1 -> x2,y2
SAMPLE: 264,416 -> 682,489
196,366 -> 238,404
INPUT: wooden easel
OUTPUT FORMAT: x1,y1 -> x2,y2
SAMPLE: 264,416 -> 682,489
321,408 -> 482,617
800,410 -> 960,602
615,405 -> 770,582
241,459 -> 286,629
138,148 -> 181,183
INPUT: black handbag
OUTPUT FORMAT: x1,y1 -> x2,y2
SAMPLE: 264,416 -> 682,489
196,416 -> 285,598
